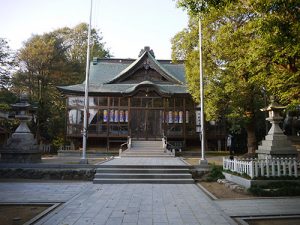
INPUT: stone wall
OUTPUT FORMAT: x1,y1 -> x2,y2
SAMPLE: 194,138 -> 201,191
0,168 -> 96,180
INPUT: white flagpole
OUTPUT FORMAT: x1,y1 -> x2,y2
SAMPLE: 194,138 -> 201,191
199,18 -> 207,165
81,0 -> 93,164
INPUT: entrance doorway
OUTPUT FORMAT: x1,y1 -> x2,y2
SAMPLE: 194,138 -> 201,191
130,109 -> 163,140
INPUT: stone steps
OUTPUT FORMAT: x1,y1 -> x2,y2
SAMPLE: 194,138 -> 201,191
131,140 -> 163,148
94,173 -> 192,179
93,178 -> 194,184
93,165 -> 194,184
121,155 -> 172,157
95,168 -> 190,173
121,140 -> 172,157
95,165 -> 192,169
121,152 -> 173,157
129,147 -> 164,151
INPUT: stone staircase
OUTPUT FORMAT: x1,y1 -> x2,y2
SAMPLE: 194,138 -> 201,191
93,140 -> 194,184
120,140 -> 173,157
93,165 -> 194,184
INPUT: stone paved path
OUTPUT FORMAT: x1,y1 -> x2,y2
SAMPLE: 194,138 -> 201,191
216,198 -> 300,217
0,181 -> 89,203
34,183 -> 234,225
1,157 -> 300,224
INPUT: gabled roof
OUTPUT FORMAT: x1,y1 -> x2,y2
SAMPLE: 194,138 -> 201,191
105,50 -> 184,85
58,47 -> 188,96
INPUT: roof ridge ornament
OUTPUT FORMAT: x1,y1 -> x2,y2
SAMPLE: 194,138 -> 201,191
139,46 -> 155,58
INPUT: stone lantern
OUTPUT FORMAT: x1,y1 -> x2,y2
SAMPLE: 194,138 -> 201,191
256,97 -> 298,159
0,94 -> 41,163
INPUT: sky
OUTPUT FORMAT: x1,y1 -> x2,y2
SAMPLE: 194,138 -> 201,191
0,0 -> 188,59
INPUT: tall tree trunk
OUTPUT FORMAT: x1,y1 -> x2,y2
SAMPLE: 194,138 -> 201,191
246,121 -> 257,154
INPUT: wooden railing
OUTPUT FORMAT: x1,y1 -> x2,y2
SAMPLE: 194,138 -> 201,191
223,157 -> 300,179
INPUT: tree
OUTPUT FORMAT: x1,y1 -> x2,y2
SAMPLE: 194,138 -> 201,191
246,0 -> 300,107
172,0 -> 300,153
12,23 -> 111,144
0,38 -> 16,110
0,38 -> 15,90
0,38 -> 18,135
52,23 -> 111,82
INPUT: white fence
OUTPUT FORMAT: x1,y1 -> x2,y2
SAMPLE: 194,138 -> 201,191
223,157 -> 300,179
59,145 -> 71,151
39,144 -> 52,153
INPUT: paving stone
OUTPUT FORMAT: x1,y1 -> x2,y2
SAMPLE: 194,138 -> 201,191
123,214 -> 138,223
216,198 -> 300,217
0,157 -> 259,225
153,223 -> 168,225
153,214 -> 168,223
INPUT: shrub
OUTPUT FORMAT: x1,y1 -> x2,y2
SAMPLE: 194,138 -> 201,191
248,181 -> 300,197
205,164 -> 225,182
52,137 -> 64,150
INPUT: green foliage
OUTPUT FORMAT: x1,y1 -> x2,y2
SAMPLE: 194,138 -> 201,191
0,38 -> 15,90
253,176 -> 300,181
0,89 -> 17,114
173,0 -> 300,152
205,164 -> 224,182
0,89 -> 18,134
52,136 -> 65,151
176,0 -> 300,106
0,103 -> 10,111
249,181 -> 300,197
52,23 -> 111,82
10,23 -> 111,143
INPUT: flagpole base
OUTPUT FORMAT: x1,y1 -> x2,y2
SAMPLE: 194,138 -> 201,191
199,159 -> 208,167
80,158 -> 89,164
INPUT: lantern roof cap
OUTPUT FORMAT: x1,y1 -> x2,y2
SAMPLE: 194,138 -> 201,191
261,96 -> 286,112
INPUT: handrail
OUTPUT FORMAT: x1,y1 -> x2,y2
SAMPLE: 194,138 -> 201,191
162,135 -> 167,150
119,136 -> 131,157
128,136 -> 131,150
162,135 -> 182,156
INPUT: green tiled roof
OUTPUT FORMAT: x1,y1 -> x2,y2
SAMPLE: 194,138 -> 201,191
58,48 -> 188,95
89,62 -> 130,84
57,83 -> 188,95
105,51 -> 184,85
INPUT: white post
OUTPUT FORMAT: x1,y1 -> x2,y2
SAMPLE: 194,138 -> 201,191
249,161 -> 254,179
260,161 -> 264,176
81,0 -> 93,164
288,159 -> 292,176
277,160 -> 281,176
282,158 -> 286,176
294,160 -> 298,177
255,161 -> 259,177
198,18 -> 207,166
266,159 -> 270,177
271,160 -> 275,176
234,158 -> 237,172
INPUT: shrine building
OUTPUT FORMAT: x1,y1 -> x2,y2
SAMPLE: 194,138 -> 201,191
58,47 -> 225,150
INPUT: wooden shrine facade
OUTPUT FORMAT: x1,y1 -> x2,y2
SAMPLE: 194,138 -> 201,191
58,47 -> 225,149
66,94 -> 196,141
